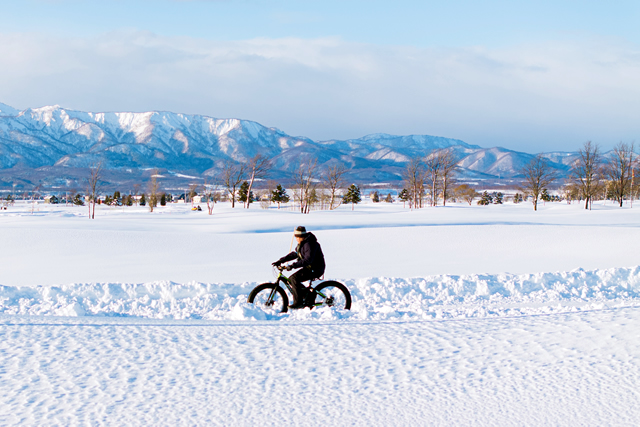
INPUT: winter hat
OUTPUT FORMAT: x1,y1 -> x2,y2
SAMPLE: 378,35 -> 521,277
294,226 -> 308,237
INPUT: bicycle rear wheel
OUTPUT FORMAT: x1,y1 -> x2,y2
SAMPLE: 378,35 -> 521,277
313,281 -> 352,310
247,283 -> 289,313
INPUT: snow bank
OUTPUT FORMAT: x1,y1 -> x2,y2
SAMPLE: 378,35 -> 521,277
2,266 -> 640,321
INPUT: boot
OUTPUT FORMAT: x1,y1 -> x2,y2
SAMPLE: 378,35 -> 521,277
290,287 -> 315,309
288,287 -> 307,309
288,301 -> 305,309
305,288 -> 317,308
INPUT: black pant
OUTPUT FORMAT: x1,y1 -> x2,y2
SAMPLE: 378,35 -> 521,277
289,268 -> 317,305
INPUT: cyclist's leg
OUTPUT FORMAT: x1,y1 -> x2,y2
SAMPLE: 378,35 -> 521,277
289,268 -> 315,307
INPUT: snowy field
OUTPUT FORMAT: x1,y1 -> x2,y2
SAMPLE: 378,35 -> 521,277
1,200 -> 640,425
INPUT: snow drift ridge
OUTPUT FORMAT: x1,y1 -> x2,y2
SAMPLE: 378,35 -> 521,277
2,266 -> 640,321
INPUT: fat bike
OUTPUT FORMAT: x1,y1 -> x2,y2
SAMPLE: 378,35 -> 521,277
247,265 -> 352,313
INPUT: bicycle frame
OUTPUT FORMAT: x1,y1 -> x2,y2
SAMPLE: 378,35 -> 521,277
268,268 -> 329,308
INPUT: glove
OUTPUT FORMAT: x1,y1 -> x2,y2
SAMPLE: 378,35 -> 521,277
272,260 -> 282,267
285,265 -> 293,271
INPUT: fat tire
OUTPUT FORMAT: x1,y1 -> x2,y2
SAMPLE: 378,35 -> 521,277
247,283 -> 289,313
314,280 -> 352,310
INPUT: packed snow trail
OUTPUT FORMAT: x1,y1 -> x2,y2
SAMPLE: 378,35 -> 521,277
1,308 -> 639,426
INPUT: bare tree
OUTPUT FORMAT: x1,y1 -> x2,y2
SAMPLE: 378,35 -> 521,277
65,187 -> 77,206
132,183 -> 141,206
570,141 -> 602,210
403,158 -> 424,210
605,142 -> 635,207
454,184 -> 477,205
437,149 -> 458,206
86,162 -> 102,219
422,149 -> 459,207
221,163 -> 246,208
148,170 -> 160,212
303,161 -> 318,214
520,154 -> 557,211
424,150 -> 444,207
630,165 -> 640,207
30,185 -> 41,215
323,163 -> 348,210
244,154 -> 271,209
319,191 -> 331,210
187,183 -> 199,205
293,158 -> 318,214
203,176 -> 220,215
562,181 -> 580,205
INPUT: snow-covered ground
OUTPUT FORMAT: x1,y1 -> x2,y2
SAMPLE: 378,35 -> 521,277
1,200 -> 640,425
2,200 -> 640,286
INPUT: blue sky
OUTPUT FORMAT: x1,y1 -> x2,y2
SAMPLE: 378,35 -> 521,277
3,0 -> 639,47
1,0 -> 639,152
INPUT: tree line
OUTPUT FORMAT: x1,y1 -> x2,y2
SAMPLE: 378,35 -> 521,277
520,141 -> 637,211
397,141 -> 638,211
10,141 -> 636,219
216,156 -> 363,213
73,154 -> 366,218
401,148 -> 459,209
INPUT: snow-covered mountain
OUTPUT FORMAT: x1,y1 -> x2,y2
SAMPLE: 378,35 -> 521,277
0,102 -> 20,117
0,103 -> 573,184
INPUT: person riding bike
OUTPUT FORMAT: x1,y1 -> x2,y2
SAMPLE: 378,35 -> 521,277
272,226 -> 326,309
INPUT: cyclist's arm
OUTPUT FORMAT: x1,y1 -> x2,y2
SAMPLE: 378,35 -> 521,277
277,252 -> 297,264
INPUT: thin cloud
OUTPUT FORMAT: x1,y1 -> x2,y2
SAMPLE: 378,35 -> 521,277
0,30 -> 638,151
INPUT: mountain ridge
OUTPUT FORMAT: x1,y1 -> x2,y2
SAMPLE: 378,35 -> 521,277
0,103 -> 577,188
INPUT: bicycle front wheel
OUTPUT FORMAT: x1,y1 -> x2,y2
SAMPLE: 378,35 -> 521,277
247,283 -> 289,313
313,281 -> 352,310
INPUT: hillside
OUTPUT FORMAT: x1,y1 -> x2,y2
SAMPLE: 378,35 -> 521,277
0,103 -> 575,189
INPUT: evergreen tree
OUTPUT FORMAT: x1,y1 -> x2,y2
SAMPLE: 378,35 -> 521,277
371,191 -> 380,203
398,189 -> 409,208
271,184 -> 290,209
541,188 -> 551,202
160,193 -> 167,206
113,191 -> 121,200
73,194 -> 84,206
385,193 -> 393,203
477,191 -> 492,205
343,184 -> 362,210
493,192 -> 504,204
307,188 -> 319,208
513,193 -> 524,204
140,193 -> 146,206
238,181 -> 254,204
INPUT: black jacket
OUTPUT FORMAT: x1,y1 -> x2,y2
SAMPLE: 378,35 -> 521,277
278,232 -> 326,277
